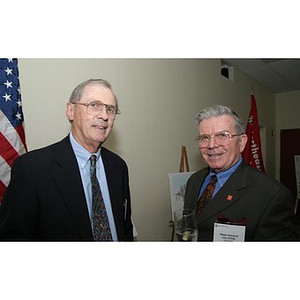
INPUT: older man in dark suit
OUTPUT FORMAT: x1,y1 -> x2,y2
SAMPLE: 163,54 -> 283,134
184,105 -> 297,241
0,79 -> 133,241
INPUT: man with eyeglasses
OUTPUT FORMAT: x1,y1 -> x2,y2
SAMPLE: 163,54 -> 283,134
0,79 -> 134,241
184,105 -> 297,241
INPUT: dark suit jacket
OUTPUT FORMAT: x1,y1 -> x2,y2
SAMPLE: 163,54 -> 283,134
184,160 -> 297,241
0,136 -> 133,241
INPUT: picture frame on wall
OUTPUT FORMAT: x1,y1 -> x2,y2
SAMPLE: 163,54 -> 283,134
168,171 -> 195,220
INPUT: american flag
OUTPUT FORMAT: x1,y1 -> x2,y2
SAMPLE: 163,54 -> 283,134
0,58 -> 27,203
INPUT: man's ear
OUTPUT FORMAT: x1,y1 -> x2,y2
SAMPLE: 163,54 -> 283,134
239,134 -> 248,153
66,102 -> 74,121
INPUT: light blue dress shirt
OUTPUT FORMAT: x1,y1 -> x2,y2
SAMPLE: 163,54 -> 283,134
69,133 -> 118,241
198,157 -> 243,200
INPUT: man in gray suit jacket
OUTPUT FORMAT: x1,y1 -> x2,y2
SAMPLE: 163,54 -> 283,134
184,105 -> 297,241
0,79 -> 133,241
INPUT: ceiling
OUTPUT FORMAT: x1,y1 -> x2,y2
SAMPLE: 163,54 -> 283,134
221,59 -> 300,93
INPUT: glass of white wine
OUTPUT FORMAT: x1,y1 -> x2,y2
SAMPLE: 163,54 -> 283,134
174,208 -> 198,242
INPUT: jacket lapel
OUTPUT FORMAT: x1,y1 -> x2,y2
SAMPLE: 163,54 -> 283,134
198,162 -> 247,224
101,148 -> 125,240
52,137 -> 93,240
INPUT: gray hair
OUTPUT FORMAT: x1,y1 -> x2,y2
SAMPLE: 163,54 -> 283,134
196,105 -> 245,134
69,79 -> 118,109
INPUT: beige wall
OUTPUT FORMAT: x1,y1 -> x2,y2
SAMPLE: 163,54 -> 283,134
18,59 -> 276,241
275,90 -> 300,180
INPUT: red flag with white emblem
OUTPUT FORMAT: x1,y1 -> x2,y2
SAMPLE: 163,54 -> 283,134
242,91 -> 265,172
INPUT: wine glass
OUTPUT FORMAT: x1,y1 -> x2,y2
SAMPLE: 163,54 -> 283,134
174,208 -> 198,241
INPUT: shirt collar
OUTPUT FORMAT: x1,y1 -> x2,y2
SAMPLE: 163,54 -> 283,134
209,157 -> 242,185
69,133 -> 101,168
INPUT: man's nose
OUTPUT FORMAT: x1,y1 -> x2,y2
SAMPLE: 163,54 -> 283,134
207,136 -> 217,148
96,107 -> 108,120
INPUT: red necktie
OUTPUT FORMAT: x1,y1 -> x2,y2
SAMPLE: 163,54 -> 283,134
197,175 -> 218,216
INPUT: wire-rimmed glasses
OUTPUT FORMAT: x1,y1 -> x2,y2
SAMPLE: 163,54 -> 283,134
195,131 -> 242,148
73,100 -> 120,117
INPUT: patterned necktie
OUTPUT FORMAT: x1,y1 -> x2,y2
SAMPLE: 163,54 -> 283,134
90,155 -> 112,241
197,175 -> 218,216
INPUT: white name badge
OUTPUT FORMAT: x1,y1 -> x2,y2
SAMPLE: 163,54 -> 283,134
213,222 -> 246,242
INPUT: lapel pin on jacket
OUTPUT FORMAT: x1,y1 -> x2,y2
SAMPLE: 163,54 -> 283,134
227,195 -> 233,201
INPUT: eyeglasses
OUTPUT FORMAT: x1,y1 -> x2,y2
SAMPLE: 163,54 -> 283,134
73,101 -> 120,117
195,131 -> 242,148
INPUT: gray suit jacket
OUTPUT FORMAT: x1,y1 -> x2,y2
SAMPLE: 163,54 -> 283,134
0,136 -> 133,241
184,160 -> 297,241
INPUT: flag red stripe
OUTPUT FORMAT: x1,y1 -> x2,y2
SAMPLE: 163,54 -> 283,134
0,131 -> 20,167
15,123 -> 27,152
0,180 -> 6,203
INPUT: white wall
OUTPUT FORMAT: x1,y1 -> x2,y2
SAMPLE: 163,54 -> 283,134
18,59 -> 275,241
275,90 -> 300,180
